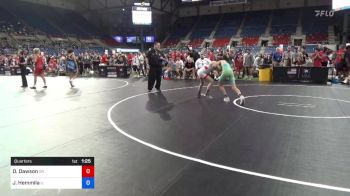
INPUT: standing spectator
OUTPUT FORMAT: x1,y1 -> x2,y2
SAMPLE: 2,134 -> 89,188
321,47 -> 329,67
127,53 -> 133,67
312,48 -> 323,67
272,47 -> 283,67
147,42 -> 165,92
282,46 -> 292,67
341,45 -> 350,84
142,52 -> 149,76
335,45 -> 345,77
132,53 -> 141,77
83,52 -> 91,75
300,46 -> 310,66
101,53 -> 108,65
243,49 -> 254,80
92,53 -> 100,71
77,54 -> 84,75
139,52 -> 146,76
188,46 -> 200,63
234,49 -> 244,79
30,48 -> 47,89
292,47 -> 303,66
18,50 -> 28,88
208,49 -> 215,61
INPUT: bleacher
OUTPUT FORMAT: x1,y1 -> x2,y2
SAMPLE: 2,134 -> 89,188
241,11 -> 270,37
302,7 -> 330,44
3,1 -> 61,36
215,13 -> 244,38
191,15 -> 220,39
273,35 -> 291,45
164,16 -> 197,48
270,9 -> 298,36
164,39 -> 179,48
241,36 -> 260,46
212,38 -> 230,48
188,38 -> 204,49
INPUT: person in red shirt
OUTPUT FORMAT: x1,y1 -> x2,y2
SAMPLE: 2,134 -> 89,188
312,48 -> 322,67
127,53 -> 133,66
101,54 -> 108,65
208,50 -> 215,61
234,50 -> 244,78
335,46 -> 345,76
171,51 -> 176,60
321,47 -> 329,67
30,48 -> 47,89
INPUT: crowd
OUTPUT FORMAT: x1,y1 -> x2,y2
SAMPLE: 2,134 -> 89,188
1,44 -> 350,84
161,45 -> 349,82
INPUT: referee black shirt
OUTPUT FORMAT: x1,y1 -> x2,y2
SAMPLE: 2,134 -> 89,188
147,48 -> 164,69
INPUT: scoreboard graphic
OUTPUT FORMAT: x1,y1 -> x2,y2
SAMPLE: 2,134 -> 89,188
11,157 -> 94,189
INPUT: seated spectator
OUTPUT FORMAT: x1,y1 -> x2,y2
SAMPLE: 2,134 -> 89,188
175,57 -> 184,79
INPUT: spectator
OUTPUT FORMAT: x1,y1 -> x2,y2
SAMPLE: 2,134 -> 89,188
312,48 -> 323,67
139,52 -> 146,76
188,46 -> 200,63
234,50 -> 244,79
254,54 -> 264,68
321,47 -> 329,67
282,46 -> 292,67
335,45 -> 345,77
175,56 -> 184,79
184,57 -> 195,79
272,47 -> 283,67
341,45 -> 350,84
263,54 -> 273,66
132,53 -> 141,77
243,49 -> 254,80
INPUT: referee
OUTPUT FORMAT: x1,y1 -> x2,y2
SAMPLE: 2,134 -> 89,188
19,50 -> 28,88
147,42 -> 165,92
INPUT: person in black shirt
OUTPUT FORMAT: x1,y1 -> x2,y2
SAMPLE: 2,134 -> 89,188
18,50 -> 28,88
147,42 -> 166,92
184,57 -> 195,79
187,46 -> 200,63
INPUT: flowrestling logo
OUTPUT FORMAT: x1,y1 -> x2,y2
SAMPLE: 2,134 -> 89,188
315,10 -> 334,17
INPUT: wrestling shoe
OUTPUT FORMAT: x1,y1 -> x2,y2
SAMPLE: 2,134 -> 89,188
223,97 -> 230,103
202,94 -> 214,99
238,95 -> 245,106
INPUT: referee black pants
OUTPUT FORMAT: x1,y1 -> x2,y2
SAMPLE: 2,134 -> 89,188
19,64 -> 28,87
148,67 -> 162,91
